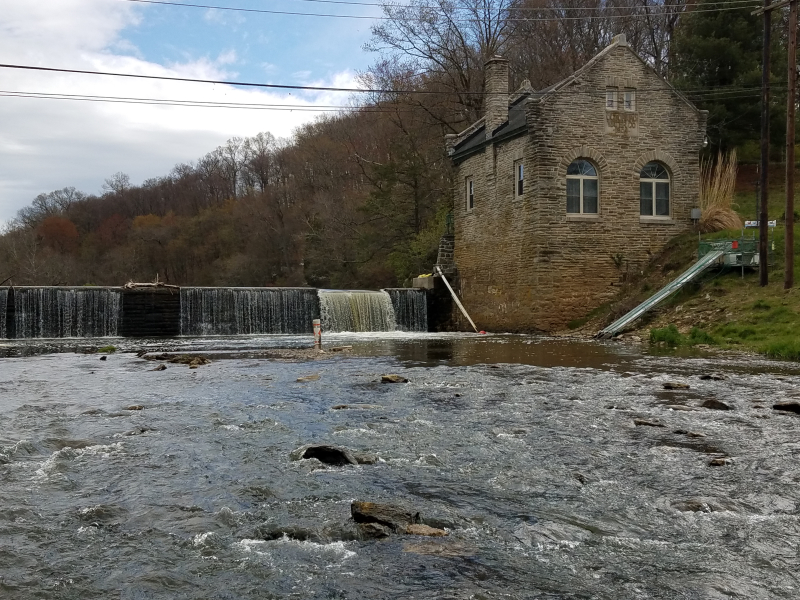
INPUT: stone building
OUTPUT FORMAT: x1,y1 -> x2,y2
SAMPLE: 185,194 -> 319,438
445,34 -> 708,332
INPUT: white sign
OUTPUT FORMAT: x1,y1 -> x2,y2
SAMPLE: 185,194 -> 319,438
744,220 -> 777,228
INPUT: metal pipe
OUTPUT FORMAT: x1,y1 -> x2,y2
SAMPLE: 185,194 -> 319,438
434,266 -> 478,333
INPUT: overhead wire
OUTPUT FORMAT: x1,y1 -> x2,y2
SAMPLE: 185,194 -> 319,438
121,0 -> 760,21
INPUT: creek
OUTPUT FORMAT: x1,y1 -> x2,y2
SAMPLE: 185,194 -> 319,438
0,333 -> 798,599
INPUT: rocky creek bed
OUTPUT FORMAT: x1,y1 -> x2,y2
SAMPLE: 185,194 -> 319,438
0,333 -> 799,598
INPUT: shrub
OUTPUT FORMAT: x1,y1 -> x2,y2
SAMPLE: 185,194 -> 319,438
688,327 -> 716,345
650,324 -> 684,346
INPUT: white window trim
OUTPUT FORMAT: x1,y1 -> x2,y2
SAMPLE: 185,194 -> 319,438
566,166 -> 600,216
514,160 -> 524,200
623,89 -> 636,112
466,177 -> 474,213
640,167 -> 670,219
605,88 -> 617,111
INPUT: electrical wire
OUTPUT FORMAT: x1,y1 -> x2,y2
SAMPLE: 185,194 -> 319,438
0,63 -> 783,97
121,0 -> 760,21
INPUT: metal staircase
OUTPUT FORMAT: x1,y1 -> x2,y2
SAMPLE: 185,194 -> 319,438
596,250 -> 724,339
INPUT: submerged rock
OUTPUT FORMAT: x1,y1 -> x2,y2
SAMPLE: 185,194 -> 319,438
773,402 -> 800,414
709,457 -> 730,466
671,498 -> 736,513
381,374 -> 408,384
296,374 -> 320,383
663,382 -> 690,390
699,374 -> 726,381
151,364 -> 167,371
701,399 -> 732,411
634,419 -> 665,427
351,501 -> 420,533
126,405 -> 144,411
405,524 -> 447,537
331,404 -> 382,410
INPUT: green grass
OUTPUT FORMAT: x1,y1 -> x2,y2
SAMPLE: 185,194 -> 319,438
97,345 -> 117,353
650,324 -> 717,347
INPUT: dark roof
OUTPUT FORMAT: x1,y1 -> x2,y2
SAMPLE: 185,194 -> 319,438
451,92 -> 531,163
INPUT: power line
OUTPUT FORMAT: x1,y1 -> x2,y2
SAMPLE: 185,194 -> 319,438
0,63 -> 780,97
122,0 -> 760,21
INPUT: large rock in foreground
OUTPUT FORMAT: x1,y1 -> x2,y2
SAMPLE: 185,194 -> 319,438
351,501 -> 447,538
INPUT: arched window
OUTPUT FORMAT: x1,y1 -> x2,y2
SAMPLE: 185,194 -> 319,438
566,159 -> 598,214
640,162 -> 670,216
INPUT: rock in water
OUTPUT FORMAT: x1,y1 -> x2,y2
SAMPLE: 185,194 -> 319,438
634,419 -> 665,427
663,382 -> 690,390
405,524 -> 447,537
381,374 -> 408,384
701,399 -> 732,411
699,374 -> 725,381
773,402 -> 800,414
291,445 -> 357,466
151,364 -> 167,371
351,501 -> 420,533
296,374 -> 320,383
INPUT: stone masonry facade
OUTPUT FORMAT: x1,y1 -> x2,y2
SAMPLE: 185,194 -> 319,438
446,35 -> 707,332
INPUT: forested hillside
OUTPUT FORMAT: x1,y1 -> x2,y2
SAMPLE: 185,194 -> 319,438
0,0 -> 785,288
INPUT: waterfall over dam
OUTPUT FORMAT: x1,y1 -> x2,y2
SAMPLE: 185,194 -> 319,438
318,290 -> 397,333
10,287 -> 121,338
385,288 -> 428,332
0,285 -> 430,338
180,288 -> 320,335
0,288 -> 7,339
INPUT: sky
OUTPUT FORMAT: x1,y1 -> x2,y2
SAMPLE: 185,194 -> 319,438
0,0 -> 386,224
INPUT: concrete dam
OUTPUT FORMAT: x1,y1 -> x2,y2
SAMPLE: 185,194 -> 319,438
0,286 -> 429,338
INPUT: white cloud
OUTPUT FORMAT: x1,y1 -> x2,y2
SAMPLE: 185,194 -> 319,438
0,0 -> 356,223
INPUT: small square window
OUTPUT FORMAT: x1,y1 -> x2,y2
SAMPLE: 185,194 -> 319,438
623,90 -> 635,111
606,89 -> 617,110
514,160 -> 524,199
466,177 -> 474,212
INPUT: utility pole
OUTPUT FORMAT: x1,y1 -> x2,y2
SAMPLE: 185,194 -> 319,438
786,0 -> 797,289
760,0 -> 772,286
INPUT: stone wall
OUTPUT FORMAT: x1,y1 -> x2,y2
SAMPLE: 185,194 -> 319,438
452,41 -> 706,332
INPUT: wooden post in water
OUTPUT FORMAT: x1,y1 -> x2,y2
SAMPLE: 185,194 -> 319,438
313,319 -> 322,349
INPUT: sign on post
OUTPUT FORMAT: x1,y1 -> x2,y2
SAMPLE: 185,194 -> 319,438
745,220 -> 777,228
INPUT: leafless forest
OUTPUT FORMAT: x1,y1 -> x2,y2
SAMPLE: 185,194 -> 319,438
0,1 -> 781,288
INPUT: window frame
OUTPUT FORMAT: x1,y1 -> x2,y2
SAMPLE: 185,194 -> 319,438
566,159 -> 600,216
639,162 -> 670,218
514,160 -> 524,199
465,177 -> 474,213
623,89 -> 636,112
605,88 -> 617,111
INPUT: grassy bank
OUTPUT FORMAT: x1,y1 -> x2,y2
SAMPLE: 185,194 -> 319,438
581,169 -> 800,360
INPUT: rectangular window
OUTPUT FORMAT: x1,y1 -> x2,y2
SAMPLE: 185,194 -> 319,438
514,160 -> 524,198
624,89 -> 636,111
640,182 -> 653,215
566,179 -> 581,213
466,178 -> 474,212
582,179 -> 598,214
606,89 -> 617,110
655,182 -> 670,216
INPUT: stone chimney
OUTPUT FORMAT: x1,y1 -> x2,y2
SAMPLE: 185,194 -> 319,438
484,56 -> 509,136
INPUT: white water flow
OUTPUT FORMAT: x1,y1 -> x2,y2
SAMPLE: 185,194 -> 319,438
13,287 -> 121,338
385,288 -> 428,332
318,290 -> 397,332
180,288 -> 320,335
0,288 -> 7,338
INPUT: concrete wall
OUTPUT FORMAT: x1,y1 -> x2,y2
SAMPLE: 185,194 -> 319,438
453,42 -> 706,332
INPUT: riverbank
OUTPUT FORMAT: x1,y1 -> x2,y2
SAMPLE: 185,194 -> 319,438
564,177 -> 800,359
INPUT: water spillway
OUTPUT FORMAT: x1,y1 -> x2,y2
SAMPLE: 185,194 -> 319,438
385,288 -> 428,332
0,287 -> 8,338
11,287 -> 121,338
180,287 -> 320,335
0,285 -> 427,338
318,290 -> 397,332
